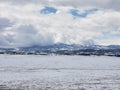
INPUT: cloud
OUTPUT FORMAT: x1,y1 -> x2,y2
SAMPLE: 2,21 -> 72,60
0,1 -> 120,47
0,18 -> 13,31
52,0 -> 120,11
0,0 -> 120,10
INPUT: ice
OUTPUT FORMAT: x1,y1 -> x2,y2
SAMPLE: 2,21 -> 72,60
0,55 -> 120,90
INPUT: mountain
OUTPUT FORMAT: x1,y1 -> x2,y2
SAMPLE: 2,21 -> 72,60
0,43 -> 120,51
0,43 -> 120,56
107,45 -> 120,49
19,43 -> 116,51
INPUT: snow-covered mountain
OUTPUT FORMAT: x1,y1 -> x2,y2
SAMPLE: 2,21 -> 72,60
0,43 -> 120,56
0,43 -> 120,52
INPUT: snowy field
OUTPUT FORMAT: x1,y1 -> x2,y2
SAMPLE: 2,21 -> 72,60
0,55 -> 120,90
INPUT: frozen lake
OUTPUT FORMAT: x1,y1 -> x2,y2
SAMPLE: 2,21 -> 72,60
0,55 -> 120,90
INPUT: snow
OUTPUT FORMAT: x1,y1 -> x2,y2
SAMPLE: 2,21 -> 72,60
0,55 -> 120,90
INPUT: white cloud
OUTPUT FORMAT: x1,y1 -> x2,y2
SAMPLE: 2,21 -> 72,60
0,1 -> 120,47
1,0 -> 120,10
0,18 -> 13,31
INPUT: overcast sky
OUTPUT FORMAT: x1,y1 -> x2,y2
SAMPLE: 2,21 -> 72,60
0,0 -> 120,47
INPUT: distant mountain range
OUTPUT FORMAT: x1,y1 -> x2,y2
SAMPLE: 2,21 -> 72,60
0,43 -> 120,56
0,43 -> 120,51
19,43 -> 120,51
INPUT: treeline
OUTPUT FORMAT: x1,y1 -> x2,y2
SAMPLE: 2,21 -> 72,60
0,49 -> 120,57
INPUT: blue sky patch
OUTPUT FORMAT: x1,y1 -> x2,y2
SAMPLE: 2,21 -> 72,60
40,6 -> 57,14
103,32 -> 120,38
70,8 -> 98,18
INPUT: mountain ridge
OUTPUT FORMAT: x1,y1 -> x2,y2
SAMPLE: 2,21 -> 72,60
0,43 -> 120,51
0,43 -> 120,57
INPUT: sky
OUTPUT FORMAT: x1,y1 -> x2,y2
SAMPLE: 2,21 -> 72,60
0,0 -> 120,47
